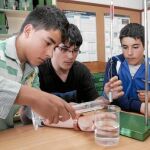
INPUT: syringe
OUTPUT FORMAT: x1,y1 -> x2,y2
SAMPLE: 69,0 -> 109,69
72,101 -> 104,114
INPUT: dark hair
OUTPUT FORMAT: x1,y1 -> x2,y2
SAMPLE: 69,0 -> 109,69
119,23 -> 144,47
65,23 -> 83,48
19,6 -> 69,42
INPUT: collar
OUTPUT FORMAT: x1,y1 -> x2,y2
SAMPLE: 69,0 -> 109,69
5,35 -> 21,64
4,36 -> 36,77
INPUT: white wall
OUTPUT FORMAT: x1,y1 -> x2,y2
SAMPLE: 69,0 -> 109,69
142,10 -> 150,56
74,0 -> 143,10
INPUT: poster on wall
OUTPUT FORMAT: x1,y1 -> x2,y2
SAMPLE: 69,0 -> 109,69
64,11 -> 97,62
142,10 -> 150,57
104,14 -> 130,62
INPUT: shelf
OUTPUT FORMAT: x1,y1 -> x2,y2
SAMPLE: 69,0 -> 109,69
0,33 -> 15,40
0,9 -> 30,17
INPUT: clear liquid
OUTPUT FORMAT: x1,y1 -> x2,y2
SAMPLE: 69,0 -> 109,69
95,120 -> 119,146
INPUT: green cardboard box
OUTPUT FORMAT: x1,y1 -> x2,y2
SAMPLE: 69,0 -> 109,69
7,0 -> 16,9
0,12 -> 8,34
0,25 -> 8,34
45,0 -> 52,5
32,0 -> 45,8
38,0 -> 45,6
120,111 -> 150,141
19,0 -> 33,11
0,0 -> 5,8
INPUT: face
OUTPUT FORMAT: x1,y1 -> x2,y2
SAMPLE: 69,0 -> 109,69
23,24 -> 62,66
121,37 -> 144,65
52,43 -> 80,71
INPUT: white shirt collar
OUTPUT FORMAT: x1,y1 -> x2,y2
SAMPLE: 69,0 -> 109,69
5,35 -> 21,65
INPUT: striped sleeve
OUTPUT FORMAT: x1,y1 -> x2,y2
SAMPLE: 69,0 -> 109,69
0,76 -> 21,119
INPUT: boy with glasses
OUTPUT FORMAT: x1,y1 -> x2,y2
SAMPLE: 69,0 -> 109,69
39,24 -> 123,104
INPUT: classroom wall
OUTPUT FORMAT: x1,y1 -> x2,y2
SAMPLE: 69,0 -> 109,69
57,0 -> 142,73
73,0 -> 143,10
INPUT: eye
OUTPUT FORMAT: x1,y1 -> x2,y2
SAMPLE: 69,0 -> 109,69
46,41 -> 52,46
133,46 -> 139,49
74,49 -> 80,53
60,46 -> 68,52
122,46 -> 128,50
61,46 -> 68,51
44,39 -> 53,46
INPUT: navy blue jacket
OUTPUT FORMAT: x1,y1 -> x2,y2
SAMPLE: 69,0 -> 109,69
103,54 -> 150,113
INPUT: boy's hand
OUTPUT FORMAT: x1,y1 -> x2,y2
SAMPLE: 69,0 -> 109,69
95,96 -> 110,107
137,90 -> 150,102
140,102 -> 150,116
104,76 -> 124,100
16,85 -> 76,124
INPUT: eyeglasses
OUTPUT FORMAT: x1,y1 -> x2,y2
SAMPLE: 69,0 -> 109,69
56,44 -> 81,55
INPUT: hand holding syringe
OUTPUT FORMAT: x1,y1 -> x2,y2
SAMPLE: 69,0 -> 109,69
31,95 -> 118,130
104,76 -> 124,102
31,100 -> 105,130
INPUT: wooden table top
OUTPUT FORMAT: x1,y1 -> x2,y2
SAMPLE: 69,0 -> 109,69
0,125 -> 150,150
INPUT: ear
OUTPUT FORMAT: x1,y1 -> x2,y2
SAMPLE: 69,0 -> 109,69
23,24 -> 34,38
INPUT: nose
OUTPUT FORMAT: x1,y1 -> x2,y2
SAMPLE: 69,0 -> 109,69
45,46 -> 54,58
67,51 -> 74,59
47,49 -> 53,58
127,47 -> 133,56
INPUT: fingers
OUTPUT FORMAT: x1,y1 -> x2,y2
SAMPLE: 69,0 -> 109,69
137,91 -> 150,102
109,76 -> 119,83
140,103 -> 150,116
138,92 -> 145,100
104,82 -> 110,93
57,105 -> 71,122
110,77 -> 124,99
52,99 -> 76,122
104,76 -> 123,92
52,114 -> 60,124
46,106 -> 60,124
63,102 -> 76,119
109,79 -> 122,91
108,76 -> 120,89
111,84 -> 123,92
49,95 -> 76,122
95,112 -> 117,120
95,96 -> 110,106
69,102 -> 78,106
112,86 -> 124,99
44,104 -> 74,124
104,76 -> 124,99
43,119 -> 52,126
116,91 -> 124,98
31,90 -> 76,125
78,115 -> 94,131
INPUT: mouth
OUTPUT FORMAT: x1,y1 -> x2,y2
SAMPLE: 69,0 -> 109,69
127,58 -> 135,62
127,57 -> 134,60
39,58 -> 45,63
65,61 -> 73,65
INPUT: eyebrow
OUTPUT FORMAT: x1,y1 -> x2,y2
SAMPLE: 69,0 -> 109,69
122,44 -> 140,47
132,44 -> 140,46
47,37 -> 56,44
